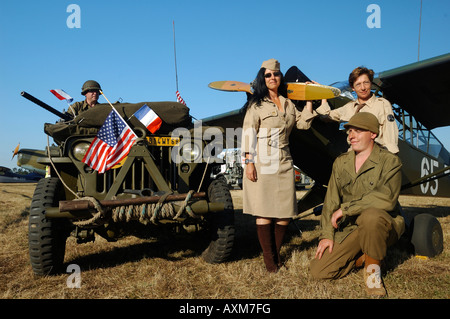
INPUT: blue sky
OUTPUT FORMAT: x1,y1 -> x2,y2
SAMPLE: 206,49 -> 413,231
1,0 -> 449,170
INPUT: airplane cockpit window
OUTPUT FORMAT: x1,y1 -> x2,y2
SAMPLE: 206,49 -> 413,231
428,133 -> 443,158
416,123 -> 428,153
393,105 -> 443,158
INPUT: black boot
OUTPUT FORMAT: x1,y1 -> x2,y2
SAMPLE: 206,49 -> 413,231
256,224 -> 278,273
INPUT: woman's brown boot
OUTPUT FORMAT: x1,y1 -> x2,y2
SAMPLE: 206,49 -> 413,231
274,223 -> 288,268
256,224 -> 278,273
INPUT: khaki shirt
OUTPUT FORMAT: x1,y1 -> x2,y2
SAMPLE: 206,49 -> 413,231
241,96 -> 315,156
319,143 -> 404,243
69,100 -> 98,117
316,94 -> 399,153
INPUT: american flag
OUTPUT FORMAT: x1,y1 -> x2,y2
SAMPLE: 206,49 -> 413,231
82,109 -> 137,173
176,90 -> 186,105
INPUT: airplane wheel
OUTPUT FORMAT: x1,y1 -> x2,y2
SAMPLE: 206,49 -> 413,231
410,213 -> 443,258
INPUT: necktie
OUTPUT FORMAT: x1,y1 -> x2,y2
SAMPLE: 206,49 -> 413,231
355,103 -> 365,113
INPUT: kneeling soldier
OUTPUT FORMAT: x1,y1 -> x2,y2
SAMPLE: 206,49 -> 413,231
310,112 -> 405,297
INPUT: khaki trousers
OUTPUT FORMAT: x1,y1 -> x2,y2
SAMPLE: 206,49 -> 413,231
310,208 -> 399,280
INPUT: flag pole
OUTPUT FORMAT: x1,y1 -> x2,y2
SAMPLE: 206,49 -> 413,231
66,101 -> 76,116
100,90 -> 137,136
99,90 -> 118,111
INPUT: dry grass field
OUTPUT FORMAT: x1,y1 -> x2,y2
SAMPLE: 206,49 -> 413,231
0,182 -> 449,301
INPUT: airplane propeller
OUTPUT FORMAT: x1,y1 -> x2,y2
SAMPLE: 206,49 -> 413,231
11,143 -> 20,160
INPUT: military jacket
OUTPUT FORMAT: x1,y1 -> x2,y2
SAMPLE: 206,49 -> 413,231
316,94 -> 399,153
241,96 -> 314,156
319,143 -> 404,243
69,100 -> 98,117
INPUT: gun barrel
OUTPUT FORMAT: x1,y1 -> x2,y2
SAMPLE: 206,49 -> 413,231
20,91 -> 73,121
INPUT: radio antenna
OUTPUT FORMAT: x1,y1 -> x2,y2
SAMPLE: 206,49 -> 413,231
173,20 -> 179,92
418,0 -> 423,61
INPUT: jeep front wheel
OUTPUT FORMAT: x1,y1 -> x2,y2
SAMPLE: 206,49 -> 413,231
201,178 -> 235,263
28,177 -> 69,275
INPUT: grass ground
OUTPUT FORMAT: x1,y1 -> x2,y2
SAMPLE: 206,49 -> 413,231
0,183 -> 448,301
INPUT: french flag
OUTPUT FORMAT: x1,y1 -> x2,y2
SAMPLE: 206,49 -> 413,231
50,89 -> 74,103
133,104 -> 162,134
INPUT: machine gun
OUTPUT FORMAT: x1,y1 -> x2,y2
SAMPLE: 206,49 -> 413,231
21,91 -> 73,121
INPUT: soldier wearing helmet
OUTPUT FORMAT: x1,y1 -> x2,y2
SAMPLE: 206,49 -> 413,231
69,80 -> 102,117
310,112 -> 404,297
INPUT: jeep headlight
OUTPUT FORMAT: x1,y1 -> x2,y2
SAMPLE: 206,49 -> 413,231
181,142 -> 202,162
72,142 -> 90,161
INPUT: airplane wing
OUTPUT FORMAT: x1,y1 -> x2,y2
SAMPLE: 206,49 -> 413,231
374,52 -> 450,129
201,109 -> 244,131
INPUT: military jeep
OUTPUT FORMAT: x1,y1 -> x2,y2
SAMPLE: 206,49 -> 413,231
27,100 -> 235,276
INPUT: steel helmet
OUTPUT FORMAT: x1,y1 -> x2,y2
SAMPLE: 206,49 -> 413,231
81,80 -> 102,95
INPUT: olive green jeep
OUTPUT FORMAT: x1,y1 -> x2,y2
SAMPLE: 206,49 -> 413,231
28,101 -> 235,276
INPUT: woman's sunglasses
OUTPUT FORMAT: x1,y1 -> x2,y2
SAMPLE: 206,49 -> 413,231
264,72 -> 281,78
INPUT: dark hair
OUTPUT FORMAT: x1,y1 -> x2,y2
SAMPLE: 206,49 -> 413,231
240,68 -> 287,113
348,66 -> 375,88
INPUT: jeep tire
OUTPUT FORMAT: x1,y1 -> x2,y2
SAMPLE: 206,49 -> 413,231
28,177 -> 69,275
201,178 -> 235,263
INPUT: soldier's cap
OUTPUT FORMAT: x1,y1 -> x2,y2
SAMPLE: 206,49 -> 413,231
81,80 -> 102,95
261,58 -> 280,71
343,112 -> 379,135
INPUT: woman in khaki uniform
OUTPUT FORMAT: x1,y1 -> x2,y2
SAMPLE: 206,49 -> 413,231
315,67 -> 399,154
241,59 -> 315,272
